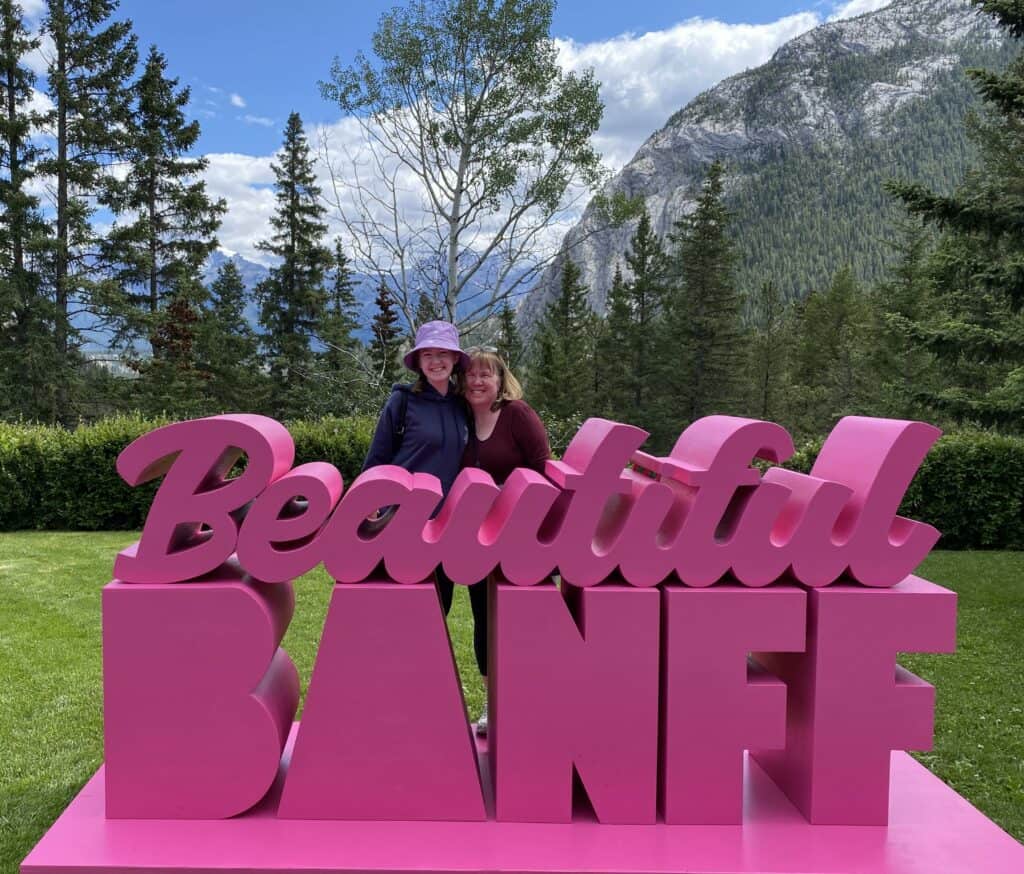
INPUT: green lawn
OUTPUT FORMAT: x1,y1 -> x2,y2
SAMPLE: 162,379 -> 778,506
0,534 -> 1021,872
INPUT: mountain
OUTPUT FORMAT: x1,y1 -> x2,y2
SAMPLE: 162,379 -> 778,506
519,0 -> 1016,330
203,250 -> 384,341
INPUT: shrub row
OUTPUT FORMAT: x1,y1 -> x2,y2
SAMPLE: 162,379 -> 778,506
0,415 -> 375,532
787,430 -> 1024,549
2,417 -> 1023,549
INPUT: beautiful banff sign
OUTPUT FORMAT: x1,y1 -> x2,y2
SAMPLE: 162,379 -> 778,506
98,412 -> 959,832
26,410 -> 1024,874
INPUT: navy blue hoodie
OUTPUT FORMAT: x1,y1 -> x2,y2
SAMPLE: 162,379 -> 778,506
362,383 -> 469,495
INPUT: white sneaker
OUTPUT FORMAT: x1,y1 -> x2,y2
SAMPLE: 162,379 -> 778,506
476,700 -> 488,736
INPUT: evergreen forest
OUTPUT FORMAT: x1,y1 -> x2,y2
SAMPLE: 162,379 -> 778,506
2,0 -> 1023,453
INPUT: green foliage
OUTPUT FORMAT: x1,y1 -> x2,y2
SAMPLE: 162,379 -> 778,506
256,111 -> 333,418
368,280 -> 404,391
721,37 -> 1017,304
0,415 -> 377,531
0,411 -> 610,530
884,6 -> 1024,427
0,414 -> 166,531
657,160 -> 742,442
102,45 -> 224,349
195,260 -> 269,413
0,1 -> 59,423
744,279 -> 790,421
597,211 -> 668,434
39,0 -> 138,421
784,430 -> 1024,549
320,0 -> 605,325
496,301 -> 524,371
785,265 -> 876,436
527,257 -> 596,419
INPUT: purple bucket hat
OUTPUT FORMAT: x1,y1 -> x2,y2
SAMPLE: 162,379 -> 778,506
403,320 -> 470,372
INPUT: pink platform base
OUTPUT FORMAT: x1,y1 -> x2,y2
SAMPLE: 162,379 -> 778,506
23,726 -> 1023,874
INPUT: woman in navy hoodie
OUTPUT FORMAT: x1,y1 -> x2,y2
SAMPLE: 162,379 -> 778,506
361,320 -> 470,612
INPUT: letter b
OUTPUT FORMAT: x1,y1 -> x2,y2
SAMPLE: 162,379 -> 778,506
102,566 -> 299,818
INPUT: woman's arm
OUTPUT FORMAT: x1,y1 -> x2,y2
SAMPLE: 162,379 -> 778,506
362,391 -> 401,471
509,401 -> 551,473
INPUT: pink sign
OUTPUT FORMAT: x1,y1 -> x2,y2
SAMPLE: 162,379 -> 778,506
95,413 -> 957,831
111,414 -> 940,589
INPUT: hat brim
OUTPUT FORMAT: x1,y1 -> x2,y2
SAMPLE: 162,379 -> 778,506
403,347 -> 470,372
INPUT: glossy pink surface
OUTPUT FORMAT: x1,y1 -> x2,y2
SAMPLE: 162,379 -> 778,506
114,414 -> 295,584
21,734 -> 1024,874
661,585 -> 806,824
112,414 -> 942,589
102,566 -> 298,818
278,583 -> 485,821
492,580 -> 660,823
751,576 -> 958,824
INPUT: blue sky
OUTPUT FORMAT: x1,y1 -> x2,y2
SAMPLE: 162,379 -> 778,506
22,0 -> 892,261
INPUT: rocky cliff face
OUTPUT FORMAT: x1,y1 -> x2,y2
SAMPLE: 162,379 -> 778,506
519,0 -> 1011,331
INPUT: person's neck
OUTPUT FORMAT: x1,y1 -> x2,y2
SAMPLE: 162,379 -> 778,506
427,378 -> 450,395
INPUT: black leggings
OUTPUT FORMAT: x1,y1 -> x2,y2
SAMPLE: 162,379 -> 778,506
435,569 -> 488,677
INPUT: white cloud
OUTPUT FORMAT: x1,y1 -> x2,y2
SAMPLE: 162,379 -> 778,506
241,114 -> 275,127
202,153 -> 277,263
28,87 -> 54,117
204,2 -> 900,266
554,12 -> 820,169
20,0 -> 46,21
230,92 -> 247,108
829,0 -> 894,22
24,29 -> 54,75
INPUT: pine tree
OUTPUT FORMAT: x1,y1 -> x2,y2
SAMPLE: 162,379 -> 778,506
596,264 -> 631,419
368,280 -> 404,391
884,0 -> 1024,427
0,0 -> 59,420
786,266 -> 874,435
256,111 -> 332,418
658,161 -> 743,441
195,259 -> 267,413
104,45 -> 224,351
132,278 -> 208,417
40,0 -> 137,421
497,301 -> 524,371
313,239 -> 367,413
746,280 -> 790,422
413,292 -> 439,331
528,257 -> 596,420
596,211 -> 668,433
868,219 -> 940,420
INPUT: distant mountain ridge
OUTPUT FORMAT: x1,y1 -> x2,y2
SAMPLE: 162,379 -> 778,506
519,0 -> 1015,329
202,250 -> 382,341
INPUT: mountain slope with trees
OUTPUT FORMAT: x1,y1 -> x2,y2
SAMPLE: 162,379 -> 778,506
520,0 -> 1017,328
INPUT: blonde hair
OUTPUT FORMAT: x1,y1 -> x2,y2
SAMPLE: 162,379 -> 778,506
458,347 -> 523,409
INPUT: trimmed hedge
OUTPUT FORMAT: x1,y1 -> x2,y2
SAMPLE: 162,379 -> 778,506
2,417 -> 1023,549
0,415 -> 376,532
787,431 -> 1024,550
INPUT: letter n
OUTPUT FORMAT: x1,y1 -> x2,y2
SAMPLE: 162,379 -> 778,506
492,579 -> 660,823
750,576 -> 956,824
103,567 -> 299,818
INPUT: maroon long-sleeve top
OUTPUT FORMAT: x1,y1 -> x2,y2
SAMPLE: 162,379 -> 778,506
460,400 -> 550,485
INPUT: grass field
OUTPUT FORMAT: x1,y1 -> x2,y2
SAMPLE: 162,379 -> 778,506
1,533 -> 1021,872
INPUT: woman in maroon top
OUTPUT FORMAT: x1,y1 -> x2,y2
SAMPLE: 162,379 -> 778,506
458,347 -> 550,735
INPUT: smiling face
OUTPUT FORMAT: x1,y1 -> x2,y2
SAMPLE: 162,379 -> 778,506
464,359 -> 501,411
417,347 -> 457,390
